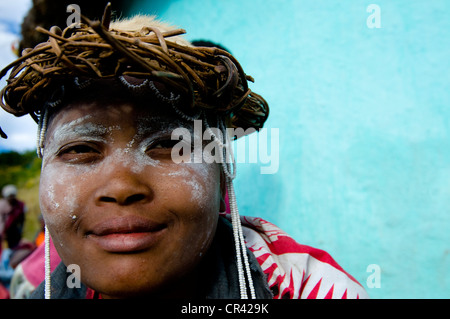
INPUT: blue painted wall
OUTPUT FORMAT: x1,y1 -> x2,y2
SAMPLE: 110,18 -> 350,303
127,0 -> 450,298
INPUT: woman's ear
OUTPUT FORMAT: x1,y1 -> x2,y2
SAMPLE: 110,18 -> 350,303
219,169 -> 226,212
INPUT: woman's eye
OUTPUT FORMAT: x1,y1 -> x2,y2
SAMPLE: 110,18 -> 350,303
57,143 -> 101,162
145,138 -> 192,160
64,145 -> 98,154
151,139 -> 181,150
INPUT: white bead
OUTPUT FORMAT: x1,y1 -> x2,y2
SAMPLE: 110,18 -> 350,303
44,225 -> 51,299
205,114 -> 255,298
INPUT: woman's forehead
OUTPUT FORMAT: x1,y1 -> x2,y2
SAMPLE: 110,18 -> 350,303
48,100 -> 189,134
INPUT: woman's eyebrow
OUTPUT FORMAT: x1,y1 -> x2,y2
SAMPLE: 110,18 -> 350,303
136,117 -> 193,136
52,118 -> 112,142
43,118 -> 111,157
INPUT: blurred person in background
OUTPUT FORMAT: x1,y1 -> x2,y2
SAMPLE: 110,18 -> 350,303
0,184 -> 26,252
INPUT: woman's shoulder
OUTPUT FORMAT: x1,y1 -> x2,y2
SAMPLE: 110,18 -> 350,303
222,213 -> 369,299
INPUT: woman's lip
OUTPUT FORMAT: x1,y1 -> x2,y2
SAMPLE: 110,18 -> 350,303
89,215 -> 166,236
87,216 -> 167,253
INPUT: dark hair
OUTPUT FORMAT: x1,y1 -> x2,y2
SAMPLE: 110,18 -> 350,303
191,40 -> 231,53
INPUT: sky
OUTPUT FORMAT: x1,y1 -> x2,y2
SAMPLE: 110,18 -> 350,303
0,0 -> 35,152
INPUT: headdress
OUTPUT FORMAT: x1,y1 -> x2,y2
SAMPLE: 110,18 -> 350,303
0,4 -> 268,139
0,3 -> 269,299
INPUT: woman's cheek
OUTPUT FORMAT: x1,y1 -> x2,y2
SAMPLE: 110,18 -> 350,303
39,164 -> 82,242
166,163 -> 220,256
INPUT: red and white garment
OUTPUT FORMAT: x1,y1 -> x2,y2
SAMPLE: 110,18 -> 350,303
223,214 -> 369,299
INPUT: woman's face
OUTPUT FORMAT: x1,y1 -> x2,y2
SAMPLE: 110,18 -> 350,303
39,100 -> 222,298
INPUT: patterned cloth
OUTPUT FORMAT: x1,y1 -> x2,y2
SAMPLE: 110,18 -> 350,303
224,214 -> 369,299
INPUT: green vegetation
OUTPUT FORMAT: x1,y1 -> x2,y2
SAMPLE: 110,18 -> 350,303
0,150 -> 42,243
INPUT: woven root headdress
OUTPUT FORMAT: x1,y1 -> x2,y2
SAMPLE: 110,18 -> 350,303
0,3 -> 268,139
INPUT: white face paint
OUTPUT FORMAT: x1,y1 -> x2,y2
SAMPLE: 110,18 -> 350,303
39,100 -> 223,298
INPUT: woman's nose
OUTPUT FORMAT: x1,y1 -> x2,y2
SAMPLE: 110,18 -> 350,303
95,170 -> 153,206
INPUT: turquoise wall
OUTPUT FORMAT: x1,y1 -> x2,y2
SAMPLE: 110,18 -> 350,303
127,0 -> 450,298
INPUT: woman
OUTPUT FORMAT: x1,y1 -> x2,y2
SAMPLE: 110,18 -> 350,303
0,5 -> 367,299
